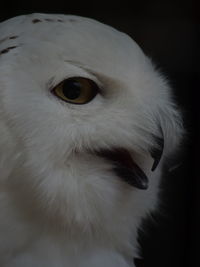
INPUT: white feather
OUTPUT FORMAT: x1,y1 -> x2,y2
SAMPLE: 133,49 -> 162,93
0,13 -> 183,266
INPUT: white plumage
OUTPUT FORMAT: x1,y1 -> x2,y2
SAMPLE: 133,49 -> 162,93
0,13 -> 183,266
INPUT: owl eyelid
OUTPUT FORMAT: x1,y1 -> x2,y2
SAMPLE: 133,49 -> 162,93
48,74 -> 103,93
50,76 -> 102,105
63,60 -> 105,90
47,61 -> 105,99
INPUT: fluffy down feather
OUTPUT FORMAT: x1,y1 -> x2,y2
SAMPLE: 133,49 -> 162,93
0,13 -> 183,267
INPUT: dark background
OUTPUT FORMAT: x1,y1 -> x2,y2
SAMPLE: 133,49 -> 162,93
0,1 -> 198,267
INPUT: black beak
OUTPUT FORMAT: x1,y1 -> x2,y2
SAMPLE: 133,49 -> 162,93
97,148 -> 149,190
150,131 -> 164,171
96,128 -> 164,191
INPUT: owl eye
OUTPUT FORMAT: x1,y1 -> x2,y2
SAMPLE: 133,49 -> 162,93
51,77 -> 99,104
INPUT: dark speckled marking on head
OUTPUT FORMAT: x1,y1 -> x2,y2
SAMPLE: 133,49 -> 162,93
57,19 -> 64,22
0,36 -> 18,45
9,36 -> 18,40
32,19 -> 42,23
0,46 -> 18,55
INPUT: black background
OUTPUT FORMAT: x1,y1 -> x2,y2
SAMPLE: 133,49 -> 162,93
0,1 -> 198,267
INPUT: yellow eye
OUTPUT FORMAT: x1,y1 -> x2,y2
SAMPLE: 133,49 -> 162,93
52,77 -> 99,104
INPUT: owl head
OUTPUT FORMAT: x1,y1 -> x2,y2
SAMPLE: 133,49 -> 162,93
0,14 -> 183,244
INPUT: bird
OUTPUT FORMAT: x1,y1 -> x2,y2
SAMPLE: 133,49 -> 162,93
0,13 -> 183,267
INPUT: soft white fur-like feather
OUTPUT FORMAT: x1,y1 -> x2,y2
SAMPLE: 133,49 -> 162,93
0,13 -> 183,266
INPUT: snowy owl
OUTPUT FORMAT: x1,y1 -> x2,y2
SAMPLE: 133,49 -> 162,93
0,13 -> 183,267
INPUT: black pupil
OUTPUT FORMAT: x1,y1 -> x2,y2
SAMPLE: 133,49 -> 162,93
62,80 -> 81,100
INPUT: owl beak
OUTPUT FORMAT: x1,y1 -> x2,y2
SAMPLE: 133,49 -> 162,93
150,129 -> 164,172
97,148 -> 149,190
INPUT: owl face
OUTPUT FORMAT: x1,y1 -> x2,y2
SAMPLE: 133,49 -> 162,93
0,14 -> 182,232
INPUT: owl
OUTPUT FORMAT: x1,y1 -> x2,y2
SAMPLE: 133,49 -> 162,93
0,13 -> 183,267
